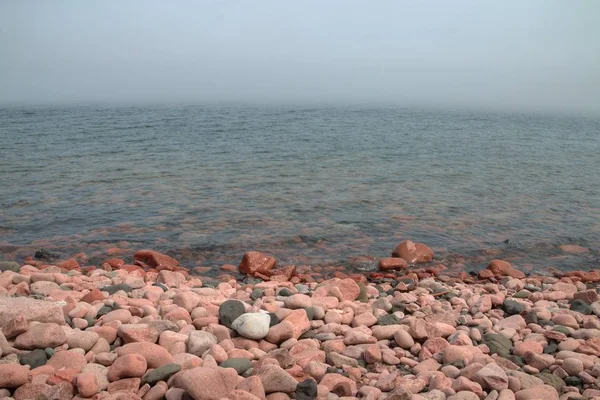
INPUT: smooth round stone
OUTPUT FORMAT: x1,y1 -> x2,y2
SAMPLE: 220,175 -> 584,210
570,300 -> 592,315
503,300 -> 525,316
219,300 -> 246,329
544,341 -> 559,354
221,358 -> 252,374
514,290 -> 531,299
304,307 -> 315,321
552,326 -> 571,335
296,378 -> 318,400
295,285 -> 310,294
142,363 -> 181,385
101,284 -> 133,295
268,313 -> 280,327
278,288 -> 293,297
97,306 -> 113,317
231,313 -> 271,340
0,261 -> 20,272
19,349 -> 48,369
250,289 -> 264,301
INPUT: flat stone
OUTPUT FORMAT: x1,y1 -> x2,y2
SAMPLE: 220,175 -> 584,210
221,358 -> 252,374
142,363 -> 181,385
100,284 -> 133,295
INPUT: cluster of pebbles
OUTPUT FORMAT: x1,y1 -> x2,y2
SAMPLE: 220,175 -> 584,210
0,242 -> 599,400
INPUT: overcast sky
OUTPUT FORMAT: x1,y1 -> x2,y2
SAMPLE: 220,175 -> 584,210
1,1 -> 599,115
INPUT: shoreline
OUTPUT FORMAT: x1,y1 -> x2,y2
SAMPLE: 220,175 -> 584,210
1,242 -> 600,400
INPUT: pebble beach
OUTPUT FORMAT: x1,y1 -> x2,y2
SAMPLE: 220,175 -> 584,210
1,241 -> 600,400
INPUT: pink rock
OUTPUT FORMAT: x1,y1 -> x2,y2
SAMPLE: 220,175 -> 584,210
562,357 -> 584,376
229,389 -> 262,400
0,297 -> 65,336
108,354 -> 148,381
442,345 -> 475,365
452,377 -> 483,397
0,363 -> 29,388
118,324 -> 160,344
515,385 -> 559,400
76,372 -> 102,398
282,309 -> 310,339
319,374 -> 357,394
352,313 -> 377,328
48,350 -> 88,373
237,376 -> 266,400
283,294 -> 312,309
266,321 -> 295,344
172,366 -> 239,399
364,344 -> 382,364
103,309 -> 133,324
14,382 -> 73,400
472,363 -> 509,391
116,342 -> 175,368
496,315 -> 526,330
255,364 -> 298,393
107,377 -> 141,393
551,314 -> 578,329
14,322 -> 67,349
514,341 -> 544,357
524,352 -> 554,371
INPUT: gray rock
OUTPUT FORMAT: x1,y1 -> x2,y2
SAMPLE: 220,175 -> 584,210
571,299 -> 592,315
218,299 -> 246,329
296,379 -> 318,400
503,300 -> 525,316
484,333 -> 513,357
142,363 -> 181,385
221,358 -> 252,374
19,349 -> 48,369
0,261 -> 20,272
101,284 -> 133,295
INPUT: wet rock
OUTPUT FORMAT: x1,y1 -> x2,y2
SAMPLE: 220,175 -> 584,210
134,249 -> 179,269
379,258 -> 409,271
239,251 -> 276,276
220,299 -> 247,328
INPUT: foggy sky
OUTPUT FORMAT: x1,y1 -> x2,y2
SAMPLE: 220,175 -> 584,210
1,1 -> 599,115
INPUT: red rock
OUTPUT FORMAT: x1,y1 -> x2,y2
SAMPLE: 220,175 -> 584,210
76,372 -> 102,398
108,354 -> 148,381
134,249 -> 179,269
239,252 -> 276,276
392,240 -> 434,264
379,258 -> 409,271
172,366 -> 238,399
479,269 -> 495,279
47,367 -> 79,385
283,309 -> 310,339
320,374 -> 357,393
48,351 -> 88,373
270,266 -> 297,281
116,342 -> 175,368
14,322 -> 67,349
81,288 -> 105,304
105,258 -> 126,268
0,363 -> 29,388
487,260 -> 512,275
57,258 -> 80,270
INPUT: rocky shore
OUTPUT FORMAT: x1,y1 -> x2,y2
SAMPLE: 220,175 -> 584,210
1,241 -> 600,400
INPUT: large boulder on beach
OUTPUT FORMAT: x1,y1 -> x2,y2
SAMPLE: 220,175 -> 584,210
392,240 -> 434,264
239,251 -> 276,276
0,297 -> 65,337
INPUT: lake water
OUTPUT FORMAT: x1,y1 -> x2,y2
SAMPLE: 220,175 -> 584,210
1,105 -> 599,275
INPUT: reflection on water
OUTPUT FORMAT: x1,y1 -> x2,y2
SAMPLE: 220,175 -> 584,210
1,105 -> 599,274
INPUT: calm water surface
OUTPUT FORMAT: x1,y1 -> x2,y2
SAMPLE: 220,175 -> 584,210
1,105 -> 599,274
